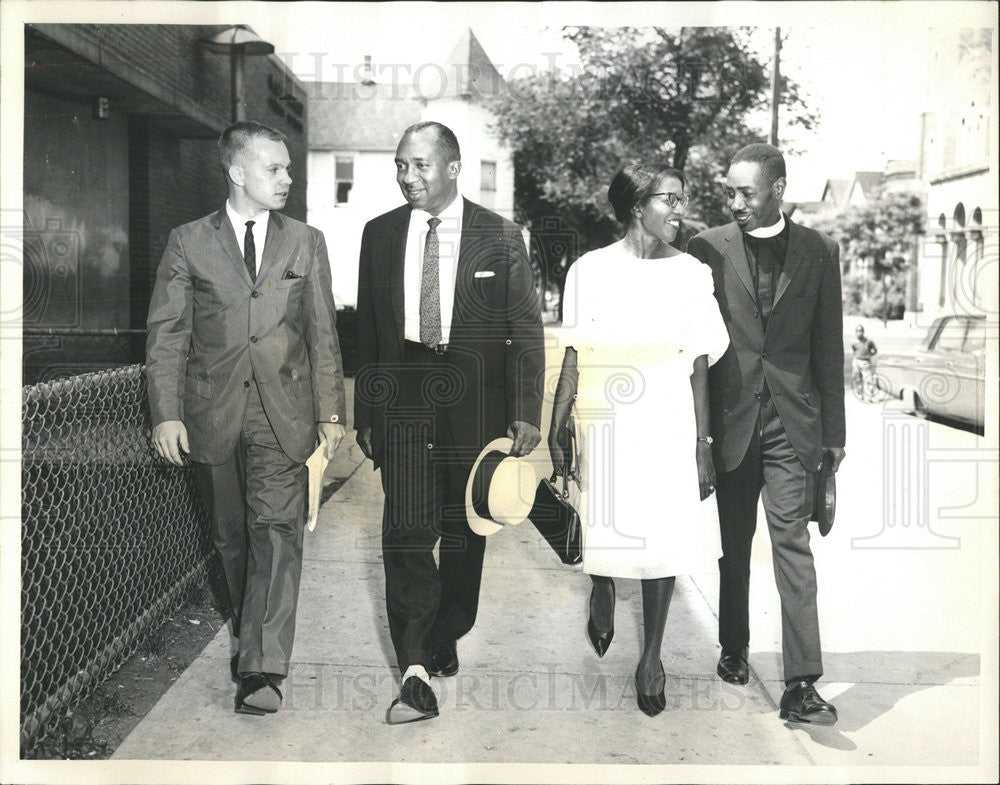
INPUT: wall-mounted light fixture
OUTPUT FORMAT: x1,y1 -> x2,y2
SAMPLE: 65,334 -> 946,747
198,25 -> 275,123
93,96 -> 110,119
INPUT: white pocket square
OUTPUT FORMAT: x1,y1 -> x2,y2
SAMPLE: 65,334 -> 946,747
474,271 -> 495,278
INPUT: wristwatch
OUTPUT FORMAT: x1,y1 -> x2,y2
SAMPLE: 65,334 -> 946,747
697,436 -> 714,444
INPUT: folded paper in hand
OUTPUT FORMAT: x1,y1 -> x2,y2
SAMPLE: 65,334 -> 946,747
306,443 -> 330,532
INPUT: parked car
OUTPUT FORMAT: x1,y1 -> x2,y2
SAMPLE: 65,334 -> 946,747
872,314 -> 988,430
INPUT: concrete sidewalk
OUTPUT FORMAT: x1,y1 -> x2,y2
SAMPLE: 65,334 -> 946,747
112,357 -> 996,780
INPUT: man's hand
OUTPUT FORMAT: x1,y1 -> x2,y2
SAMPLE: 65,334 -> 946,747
355,426 -> 374,461
318,423 -> 346,460
822,446 -> 846,472
152,420 -> 189,466
507,420 -> 541,457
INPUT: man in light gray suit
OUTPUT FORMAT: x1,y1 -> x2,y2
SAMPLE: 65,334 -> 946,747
146,121 -> 346,715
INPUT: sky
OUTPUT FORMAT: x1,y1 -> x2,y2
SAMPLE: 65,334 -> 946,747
255,1 -> 977,203
2,0 -> 993,202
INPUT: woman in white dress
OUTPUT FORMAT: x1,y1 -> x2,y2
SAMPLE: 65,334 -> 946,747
548,164 -> 730,716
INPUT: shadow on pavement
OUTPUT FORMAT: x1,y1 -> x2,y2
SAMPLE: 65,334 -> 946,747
768,649 -> 980,751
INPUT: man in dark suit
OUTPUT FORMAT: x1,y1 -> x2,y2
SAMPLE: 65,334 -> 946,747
146,121 -> 346,715
687,143 -> 846,725
354,121 -> 543,723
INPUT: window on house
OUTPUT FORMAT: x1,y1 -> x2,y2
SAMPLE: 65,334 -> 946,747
335,156 -> 354,205
480,160 -> 497,192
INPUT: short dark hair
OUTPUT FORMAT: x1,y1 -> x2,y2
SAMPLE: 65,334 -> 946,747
401,121 -> 461,162
730,143 -> 786,185
218,121 -> 287,170
607,164 -> 686,226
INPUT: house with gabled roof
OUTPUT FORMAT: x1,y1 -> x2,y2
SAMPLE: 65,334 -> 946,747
308,29 -> 515,309
846,171 -> 884,206
819,178 -> 852,210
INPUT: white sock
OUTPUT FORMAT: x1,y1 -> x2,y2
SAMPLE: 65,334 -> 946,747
402,664 -> 431,686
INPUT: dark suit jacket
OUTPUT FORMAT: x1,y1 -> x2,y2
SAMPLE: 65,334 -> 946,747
687,217 -> 845,473
354,198 -> 544,469
145,208 -> 346,465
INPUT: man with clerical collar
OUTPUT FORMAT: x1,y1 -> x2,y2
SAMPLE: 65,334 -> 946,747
688,142 -> 847,726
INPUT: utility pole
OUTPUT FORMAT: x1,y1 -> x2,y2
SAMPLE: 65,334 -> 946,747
770,28 -> 781,146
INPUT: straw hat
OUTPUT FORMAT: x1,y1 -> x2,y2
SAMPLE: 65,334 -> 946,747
465,437 -> 538,536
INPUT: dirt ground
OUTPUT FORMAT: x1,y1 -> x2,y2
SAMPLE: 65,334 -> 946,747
30,573 -> 227,760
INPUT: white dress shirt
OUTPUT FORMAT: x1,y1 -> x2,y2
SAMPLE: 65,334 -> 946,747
226,200 -> 270,275
403,195 -> 464,344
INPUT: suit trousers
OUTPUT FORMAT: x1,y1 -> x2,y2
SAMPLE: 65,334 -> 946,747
193,379 -> 308,677
379,342 -> 487,673
715,398 -> 823,682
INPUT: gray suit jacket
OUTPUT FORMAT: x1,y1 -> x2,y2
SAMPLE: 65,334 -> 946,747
145,208 -> 346,465
688,217 -> 845,473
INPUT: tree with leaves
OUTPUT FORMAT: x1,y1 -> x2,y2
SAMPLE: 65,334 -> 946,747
804,188 -> 926,321
489,26 -> 817,288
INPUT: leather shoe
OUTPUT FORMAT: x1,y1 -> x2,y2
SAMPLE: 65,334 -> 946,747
586,580 -> 615,657
779,680 -> 838,725
717,648 -> 749,685
386,676 -> 439,725
634,661 -> 666,717
235,672 -> 282,715
428,641 -> 459,677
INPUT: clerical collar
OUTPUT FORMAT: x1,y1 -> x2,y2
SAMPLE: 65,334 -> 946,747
746,213 -> 786,239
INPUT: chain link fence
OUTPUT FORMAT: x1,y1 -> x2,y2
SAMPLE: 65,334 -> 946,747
22,328 -> 147,386
21,365 -> 214,756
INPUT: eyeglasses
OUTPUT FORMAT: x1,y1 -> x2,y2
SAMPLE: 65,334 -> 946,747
648,192 -> 689,208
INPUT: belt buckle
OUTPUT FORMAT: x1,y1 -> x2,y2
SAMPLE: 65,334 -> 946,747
434,343 -> 447,355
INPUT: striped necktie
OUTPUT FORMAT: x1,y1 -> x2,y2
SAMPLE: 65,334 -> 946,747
419,217 -> 442,348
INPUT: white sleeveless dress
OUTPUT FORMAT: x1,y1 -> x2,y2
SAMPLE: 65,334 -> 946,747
560,241 -> 730,579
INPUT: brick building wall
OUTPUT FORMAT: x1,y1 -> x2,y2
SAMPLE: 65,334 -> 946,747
24,23 -> 310,381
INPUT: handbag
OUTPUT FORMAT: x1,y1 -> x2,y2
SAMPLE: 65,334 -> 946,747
528,420 -> 582,565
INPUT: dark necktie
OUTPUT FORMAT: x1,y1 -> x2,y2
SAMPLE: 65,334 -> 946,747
244,220 -> 256,282
419,217 -> 442,348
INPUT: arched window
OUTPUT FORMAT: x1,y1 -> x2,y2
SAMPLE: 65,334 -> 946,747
970,207 -> 984,306
953,202 -> 966,228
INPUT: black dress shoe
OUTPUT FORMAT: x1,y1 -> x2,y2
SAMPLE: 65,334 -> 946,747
634,662 -> 666,717
235,672 -> 282,715
586,580 -> 615,657
428,641 -> 459,677
386,676 -> 439,725
779,680 -> 838,725
717,648 -> 749,685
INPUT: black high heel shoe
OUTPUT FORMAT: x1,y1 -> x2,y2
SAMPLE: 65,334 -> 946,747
586,580 -> 615,657
635,661 -> 666,717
